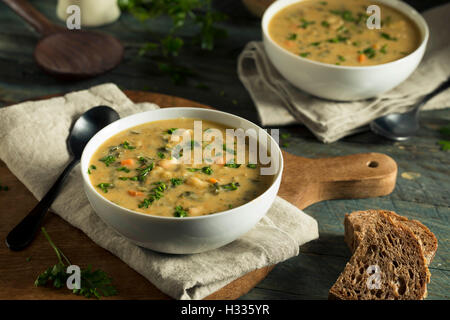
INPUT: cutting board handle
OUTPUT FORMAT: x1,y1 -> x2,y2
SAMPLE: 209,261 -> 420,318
3,0 -> 64,36
278,152 -> 398,210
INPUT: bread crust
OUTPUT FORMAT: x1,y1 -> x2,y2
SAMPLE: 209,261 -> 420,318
344,210 -> 437,265
330,211 -> 431,300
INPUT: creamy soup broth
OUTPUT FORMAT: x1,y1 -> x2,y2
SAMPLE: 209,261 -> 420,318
269,0 -> 421,66
89,119 -> 274,217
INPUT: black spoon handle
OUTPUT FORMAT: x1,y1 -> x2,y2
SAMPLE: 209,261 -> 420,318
5,158 -> 79,251
415,77 -> 450,113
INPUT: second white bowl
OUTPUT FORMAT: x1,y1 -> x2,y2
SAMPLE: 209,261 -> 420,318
262,0 -> 429,101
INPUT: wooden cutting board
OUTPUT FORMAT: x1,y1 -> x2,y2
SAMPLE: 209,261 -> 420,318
0,90 -> 398,299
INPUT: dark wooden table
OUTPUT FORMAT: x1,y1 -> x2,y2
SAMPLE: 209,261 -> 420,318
0,0 -> 448,300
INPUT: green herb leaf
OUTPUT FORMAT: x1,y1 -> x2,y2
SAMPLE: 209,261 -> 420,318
438,140 -> 450,151
247,164 -> 257,169
321,21 -> 330,28
157,152 -> 166,159
221,182 -> 240,191
380,32 -> 397,41
299,18 -> 315,29
287,33 -> 297,40
120,141 -> 136,150
170,178 -> 184,186
35,228 -> 117,299
97,183 -> 114,193
99,155 -> 116,167
174,205 -> 188,217
202,166 -> 213,175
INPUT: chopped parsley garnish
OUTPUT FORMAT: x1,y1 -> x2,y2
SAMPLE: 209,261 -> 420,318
170,178 -> 184,186
327,36 -> 348,43
330,9 -> 355,22
380,32 -> 397,41
338,55 -> 346,62
99,155 -> 116,167
310,41 -> 321,46
116,167 -> 130,173
360,47 -> 376,59
247,164 -> 257,169
167,128 -> 178,134
224,161 -> 241,168
380,44 -> 387,54
136,163 -> 154,181
97,183 -> 113,193
321,21 -> 330,28
157,152 -> 165,159
299,18 -> 315,29
221,182 -> 240,191
319,1 -> 327,5
120,141 -> 136,150
287,33 -> 297,40
138,156 -> 148,164
174,205 -> 188,217
139,182 -> 167,208
299,52 -> 310,57
187,166 -> 213,174
202,166 -> 213,175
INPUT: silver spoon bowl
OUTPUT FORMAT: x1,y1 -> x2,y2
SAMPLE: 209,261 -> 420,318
370,77 -> 450,141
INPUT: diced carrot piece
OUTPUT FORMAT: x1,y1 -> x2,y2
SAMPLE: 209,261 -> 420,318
121,159 -> 134,166
209,178 -> 218,184
358,54 -> 367,63
284,40 -> 295,48
128,190 -> 144,197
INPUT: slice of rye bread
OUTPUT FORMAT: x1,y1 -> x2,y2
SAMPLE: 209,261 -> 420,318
344,210 -> 438,266
329,211 -> 429,300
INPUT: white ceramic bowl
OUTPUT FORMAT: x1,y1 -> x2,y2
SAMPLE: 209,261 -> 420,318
262,0 -> 429,101
81,108 -> 283,254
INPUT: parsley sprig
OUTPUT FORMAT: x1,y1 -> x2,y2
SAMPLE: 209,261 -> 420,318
35,228 -> 117,299
119,0 -> 227,84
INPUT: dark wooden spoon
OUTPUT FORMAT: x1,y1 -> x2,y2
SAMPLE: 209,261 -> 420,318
3,0 -> 124,79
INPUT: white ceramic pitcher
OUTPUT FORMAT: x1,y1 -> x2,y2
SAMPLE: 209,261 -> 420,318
56,0 -> 121,27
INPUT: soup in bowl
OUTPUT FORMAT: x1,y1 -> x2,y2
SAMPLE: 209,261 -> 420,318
262,0 -> 429,100
81,108 -> 283,254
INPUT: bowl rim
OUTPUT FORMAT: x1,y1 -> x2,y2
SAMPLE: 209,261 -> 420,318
81,107 -> 284,221
262,0 -> 430,70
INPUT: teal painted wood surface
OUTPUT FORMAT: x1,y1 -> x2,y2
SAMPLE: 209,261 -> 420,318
0,0 -> 448,300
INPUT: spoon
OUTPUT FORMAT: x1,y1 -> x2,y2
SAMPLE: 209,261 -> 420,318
370,77 -> 450,141
2,0 -> 123,80
5,106 -> 120,251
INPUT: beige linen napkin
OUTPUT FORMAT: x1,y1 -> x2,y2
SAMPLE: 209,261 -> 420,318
0,83 -> 319,300
238,4 -> 450,143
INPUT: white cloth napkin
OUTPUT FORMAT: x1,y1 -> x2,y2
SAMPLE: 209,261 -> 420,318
0,83 -> 319,300
238,4 -> 450,143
